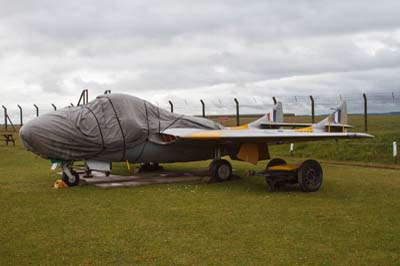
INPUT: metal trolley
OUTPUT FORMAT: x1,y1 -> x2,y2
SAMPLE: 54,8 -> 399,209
250,158 -> 323,192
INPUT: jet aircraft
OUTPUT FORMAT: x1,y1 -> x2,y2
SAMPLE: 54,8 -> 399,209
20,93 -> 372,191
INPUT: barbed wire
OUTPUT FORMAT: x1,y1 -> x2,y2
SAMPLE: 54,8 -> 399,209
1,90 -> 400,125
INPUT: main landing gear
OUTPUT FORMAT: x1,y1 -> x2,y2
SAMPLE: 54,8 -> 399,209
209,159 -> 232,182
209,146 -> 233,182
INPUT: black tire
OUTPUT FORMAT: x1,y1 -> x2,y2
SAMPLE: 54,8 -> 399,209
209,159 -> 232,182
266,158 -> 287,169
62,170 -> 80,187
297,160 -> 323,192
209,160 -> 218,173
266,180 -> 276,192
140,162 -> 163,172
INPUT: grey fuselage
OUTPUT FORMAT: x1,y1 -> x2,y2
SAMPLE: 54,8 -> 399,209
19,94 -> 233,163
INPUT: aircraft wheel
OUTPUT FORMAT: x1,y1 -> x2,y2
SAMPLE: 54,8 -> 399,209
62,170 -> 80,187
266,158 -> 287,169
209,159 -> 232,182
297,160 -> 323,192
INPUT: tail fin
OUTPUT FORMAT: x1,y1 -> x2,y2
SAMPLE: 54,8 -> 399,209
248,102 -> 284,128
273,102 -> 283,123
332,100 -> 347,125
312,100 -> 351,132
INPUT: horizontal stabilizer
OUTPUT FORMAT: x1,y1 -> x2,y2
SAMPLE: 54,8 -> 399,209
248,101 -> 284,128
313,100 -> 350,132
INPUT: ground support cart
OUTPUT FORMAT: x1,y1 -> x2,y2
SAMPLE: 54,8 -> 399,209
250,158 -> 323,192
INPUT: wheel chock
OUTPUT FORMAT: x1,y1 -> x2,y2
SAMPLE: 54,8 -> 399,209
54,179 -> 69,189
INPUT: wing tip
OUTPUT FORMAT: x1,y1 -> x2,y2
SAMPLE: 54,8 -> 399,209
352,133 -> 374,138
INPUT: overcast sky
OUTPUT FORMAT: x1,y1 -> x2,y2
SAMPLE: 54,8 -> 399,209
1,0 -> 400,120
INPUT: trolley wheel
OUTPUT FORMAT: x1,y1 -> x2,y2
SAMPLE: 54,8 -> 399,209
297,160 -> 323,192
266,179 -> 276,192
62,170 -> 80,187
209,160 -> 218,173
266,158 -> 287,169
209,159 -> 232,182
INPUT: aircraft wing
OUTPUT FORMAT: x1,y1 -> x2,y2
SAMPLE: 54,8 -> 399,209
260,122 -> 312,128
163,128 -> 373,144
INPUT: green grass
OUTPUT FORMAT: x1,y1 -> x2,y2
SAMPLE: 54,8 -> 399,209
1,140 -> 400,265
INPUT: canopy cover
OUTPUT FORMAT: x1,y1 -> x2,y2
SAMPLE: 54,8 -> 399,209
20,94 -> 224,161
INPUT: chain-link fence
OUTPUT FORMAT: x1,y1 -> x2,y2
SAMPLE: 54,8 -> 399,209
2,90 -> 400,130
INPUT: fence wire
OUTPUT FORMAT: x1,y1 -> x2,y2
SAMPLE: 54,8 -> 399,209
1,90 -> 400,126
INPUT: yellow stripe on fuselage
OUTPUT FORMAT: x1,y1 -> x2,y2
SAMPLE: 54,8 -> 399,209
294,126 -> 314,133
184,130 -> 223,139
228,124 -> 249,130
185,124 -> 249,139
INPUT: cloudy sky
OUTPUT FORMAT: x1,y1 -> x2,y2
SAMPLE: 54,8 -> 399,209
1,0 -> 400,120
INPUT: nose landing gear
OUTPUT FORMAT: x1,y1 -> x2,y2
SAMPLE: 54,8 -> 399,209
61,163 -> 80,187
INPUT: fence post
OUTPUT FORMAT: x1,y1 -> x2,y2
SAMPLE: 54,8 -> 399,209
200,99 -> 205,117
310,95 -> 315,123
2,105 -> 7,131
363,93 -> 368,132
169,100 -> 174,113
272,97 -> 277,105
33,104 -> 39,117
77,89 -> 88,106
234,98 -> 240,126
17,105 -> 23,126
394,141 -> 398,164
290,143 -> 294,156
51,104 -> 57,110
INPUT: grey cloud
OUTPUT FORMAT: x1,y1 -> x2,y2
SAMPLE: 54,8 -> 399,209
0,0 -> 400,119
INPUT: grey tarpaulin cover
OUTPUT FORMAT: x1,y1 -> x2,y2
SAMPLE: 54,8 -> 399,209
20,94 -> 224,161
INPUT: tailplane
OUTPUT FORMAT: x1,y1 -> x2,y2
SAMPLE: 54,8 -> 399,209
248,101 -> 284,128
313,100 -> 351,132
332,100 -> 348,125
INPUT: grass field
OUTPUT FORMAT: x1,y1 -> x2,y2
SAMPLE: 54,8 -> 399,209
1,133 -> 400,265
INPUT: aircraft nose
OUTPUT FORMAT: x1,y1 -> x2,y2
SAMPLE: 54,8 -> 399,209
19,117 -> 43,154
19,108 -> 104,160
20,113 -> 67,158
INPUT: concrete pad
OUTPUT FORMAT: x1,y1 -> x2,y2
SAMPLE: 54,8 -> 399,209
78,170 -> 207,188
58,169 -> 239,188
93,176 -> 203,188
